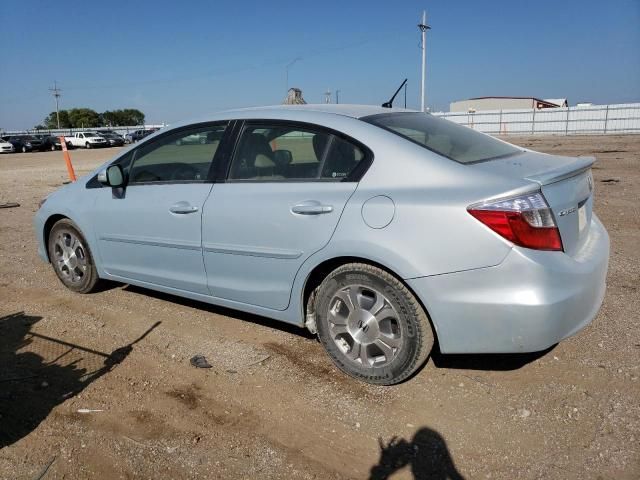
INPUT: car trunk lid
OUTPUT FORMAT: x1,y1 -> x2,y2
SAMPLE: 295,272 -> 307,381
471,151 -> 595,256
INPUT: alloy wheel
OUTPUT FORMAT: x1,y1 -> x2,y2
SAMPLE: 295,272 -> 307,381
52,230 -> 88,284
327,285 -> 403,367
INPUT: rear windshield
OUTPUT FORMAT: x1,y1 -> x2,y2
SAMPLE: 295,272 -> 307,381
363,112 -> 521,164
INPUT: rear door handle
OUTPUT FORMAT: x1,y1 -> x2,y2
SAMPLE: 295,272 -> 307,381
169,202 -> 199,214
291,203 -> 333,215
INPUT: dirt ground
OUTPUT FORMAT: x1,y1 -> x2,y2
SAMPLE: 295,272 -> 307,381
0,135 -> 638,480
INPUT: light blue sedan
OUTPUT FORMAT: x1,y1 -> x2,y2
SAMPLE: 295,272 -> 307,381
34,105 -> 609,384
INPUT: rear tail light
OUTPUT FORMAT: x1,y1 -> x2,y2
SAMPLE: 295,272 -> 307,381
468,191 -> 563,251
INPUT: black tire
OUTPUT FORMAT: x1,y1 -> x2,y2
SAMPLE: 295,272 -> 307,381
47,219 -> 101,293
85,142 -> 91,149
51,144 -> 56,151
315,263 -> 434,385
21,145 -> 27,153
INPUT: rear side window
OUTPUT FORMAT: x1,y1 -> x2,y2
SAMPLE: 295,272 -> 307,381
128,124 -> 226,183
228,124 -> 365,181
364,112 -> 520,164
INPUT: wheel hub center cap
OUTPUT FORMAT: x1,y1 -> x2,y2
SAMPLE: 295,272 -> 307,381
67,254 -> 77,269
348,310 -> 379,344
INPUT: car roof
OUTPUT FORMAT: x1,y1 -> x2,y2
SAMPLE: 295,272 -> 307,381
161,104 -> 418,133
219,104 -> 416,119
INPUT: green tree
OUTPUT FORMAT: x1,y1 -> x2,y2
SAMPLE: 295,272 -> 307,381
120,108 -> 145,125
44,110 -> 71,129
100,110 -> 118,126
43,107 -> 146,129
100,109 -> 145,126
67,108 -> 101,128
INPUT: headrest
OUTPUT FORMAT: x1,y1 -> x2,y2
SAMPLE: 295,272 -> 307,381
254,153 -> 275,168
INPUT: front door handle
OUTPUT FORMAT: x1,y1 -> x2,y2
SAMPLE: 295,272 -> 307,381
291,203 -> 333,215
169,202 -> 199,214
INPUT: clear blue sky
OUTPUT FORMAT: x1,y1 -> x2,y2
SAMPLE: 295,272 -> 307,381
1,0 -> 639,129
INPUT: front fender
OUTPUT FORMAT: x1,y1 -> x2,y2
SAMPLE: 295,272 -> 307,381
33,181 -> 98,265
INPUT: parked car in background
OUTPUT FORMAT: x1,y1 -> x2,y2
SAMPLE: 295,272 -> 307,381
98,132 -> 125,147
124,129 -> 157,144
42,136 -> 73,151
65,132 -> 108,149
1,135 -> 44,153
0,139 -> 15,153
34,104 -> 610,385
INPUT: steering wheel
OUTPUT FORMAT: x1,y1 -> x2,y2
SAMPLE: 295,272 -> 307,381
171,164 -> 200,181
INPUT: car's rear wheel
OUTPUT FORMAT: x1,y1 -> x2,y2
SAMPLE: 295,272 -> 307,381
47,219 -> 101,293
315,263 -> 434,385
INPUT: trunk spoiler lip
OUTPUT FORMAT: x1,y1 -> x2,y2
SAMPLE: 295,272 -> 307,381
524,156 -> 595,187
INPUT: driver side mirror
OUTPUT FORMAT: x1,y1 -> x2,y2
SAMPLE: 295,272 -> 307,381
97,164 -> 126,188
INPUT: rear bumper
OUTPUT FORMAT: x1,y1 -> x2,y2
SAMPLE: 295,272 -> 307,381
407,215 -> 609,354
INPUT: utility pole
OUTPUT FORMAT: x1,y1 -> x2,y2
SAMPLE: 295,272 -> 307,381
335,89 -> 340,104
324,89 -> 332,104
418,11 -> 430,112
49,81 -> 62,128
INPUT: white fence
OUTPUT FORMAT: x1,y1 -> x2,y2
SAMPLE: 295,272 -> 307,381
433,103 -> 640,135
1,125 -> 166,137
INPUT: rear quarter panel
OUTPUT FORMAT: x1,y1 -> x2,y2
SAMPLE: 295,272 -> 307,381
312,122 -> 535,280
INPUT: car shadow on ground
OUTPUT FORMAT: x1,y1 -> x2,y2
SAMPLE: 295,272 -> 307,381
431,344 -> 556,371
121,284 -> 554,373
122,284 -> 315,339
0,311 -> 159,449
369,427 -> 465,479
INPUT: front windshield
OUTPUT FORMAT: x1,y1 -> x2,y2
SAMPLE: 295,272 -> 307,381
85,133 -> 100,137
363,112 -> 521,164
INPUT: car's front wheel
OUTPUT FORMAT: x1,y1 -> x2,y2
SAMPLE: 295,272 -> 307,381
315,263 -> 434,385
47,219 -> 101,293
50,144 -> 56,151
85,142 -> 91,149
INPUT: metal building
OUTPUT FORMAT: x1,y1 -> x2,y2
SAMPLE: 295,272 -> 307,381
450,96 -> 567,112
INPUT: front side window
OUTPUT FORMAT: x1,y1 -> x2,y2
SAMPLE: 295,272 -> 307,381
128,124 -> 227,183
228,124 -> 365,181
363,112 -> 521,164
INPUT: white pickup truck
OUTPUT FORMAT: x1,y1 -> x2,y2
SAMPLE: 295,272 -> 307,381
65,132 -> 108,149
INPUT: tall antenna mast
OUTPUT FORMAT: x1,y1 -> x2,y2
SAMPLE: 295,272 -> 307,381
324,89 -> 332,104
49,81 -> 62,128
418,11 -> 430,112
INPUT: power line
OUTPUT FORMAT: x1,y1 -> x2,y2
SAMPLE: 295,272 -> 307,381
49,81 -> 62,128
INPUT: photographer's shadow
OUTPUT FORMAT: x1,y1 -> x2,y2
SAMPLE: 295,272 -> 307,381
0,311 -> 159,449
370,427 -> 464,480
